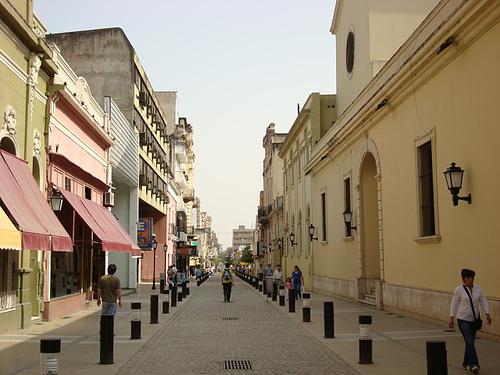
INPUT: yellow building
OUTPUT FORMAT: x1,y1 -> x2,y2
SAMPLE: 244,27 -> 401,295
279,94 -> 335,288
307,0 -> 500,337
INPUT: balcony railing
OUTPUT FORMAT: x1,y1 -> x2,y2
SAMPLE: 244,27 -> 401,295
0,291 -> 16,311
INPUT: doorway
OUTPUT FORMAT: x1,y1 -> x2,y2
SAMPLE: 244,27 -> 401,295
359,153 -> 381,305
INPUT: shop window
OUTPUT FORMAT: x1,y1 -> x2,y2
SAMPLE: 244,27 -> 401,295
418,141 -> 435,236
50,251 -> 80,298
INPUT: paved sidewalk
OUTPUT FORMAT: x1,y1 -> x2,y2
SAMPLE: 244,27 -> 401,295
118,277 -> 360,375
246,277 -> 500,375
2,276 -> 500,374
0,283 -> 190,375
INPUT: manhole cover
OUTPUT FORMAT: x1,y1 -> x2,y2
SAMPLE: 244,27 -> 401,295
222,317 -> 238,321
222,360 -> 253,370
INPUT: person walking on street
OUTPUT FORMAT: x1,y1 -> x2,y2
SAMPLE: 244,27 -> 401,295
449,268 -> 492,374
273,264 -> 283,295
221,263 -> 234,302
291,265 -> 304,300
97,264 -> 122,316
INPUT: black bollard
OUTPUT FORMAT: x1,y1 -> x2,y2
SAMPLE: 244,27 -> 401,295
288,289 -> 295,313
150,295 -> 159,324
426,341 -> 448,375
263,277 -> 268,295
359,315 -> 373,364
303,307 -> 311,322
197,279 -> 200,287
178,288 -> 183,302
272,282 -> 278,301
171,286 -> 177,307
324,301 -> 335,338
160,279 -> 165,294
182,281 -> 187,298
100,315 -> 114,364
258,280 -> 263,292
279,285 -> 285,306
162,300 -> 170,314
130,302 -> 141,340
40,338 -> 61,374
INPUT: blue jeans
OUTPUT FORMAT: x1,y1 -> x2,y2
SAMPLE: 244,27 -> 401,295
293,282 -> 301,300
101,302 -> 117,316
458,319 -> 479,368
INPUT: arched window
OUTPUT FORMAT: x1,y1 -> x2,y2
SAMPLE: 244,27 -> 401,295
0,137 -> 17,155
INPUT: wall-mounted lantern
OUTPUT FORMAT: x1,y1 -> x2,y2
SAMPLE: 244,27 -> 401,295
343,209 -> 357,232
308,224 -> 318,241
289,232 -> 297,247
443,162 -> 472,206
50,190 -> 64,211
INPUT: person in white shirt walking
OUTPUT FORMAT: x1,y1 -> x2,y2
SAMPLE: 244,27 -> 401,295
449,269 -> 492,374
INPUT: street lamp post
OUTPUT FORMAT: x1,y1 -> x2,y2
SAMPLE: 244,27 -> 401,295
152,237 -> 158,290
163,243 -> 168,273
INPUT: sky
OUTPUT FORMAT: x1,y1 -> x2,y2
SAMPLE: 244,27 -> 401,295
35,0 -> 337,248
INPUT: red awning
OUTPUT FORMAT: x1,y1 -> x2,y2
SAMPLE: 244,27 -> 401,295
0,151 -> 72,252
59,189 -> 136,253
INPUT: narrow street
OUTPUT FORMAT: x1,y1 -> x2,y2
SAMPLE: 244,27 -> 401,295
118,277 -> 359,375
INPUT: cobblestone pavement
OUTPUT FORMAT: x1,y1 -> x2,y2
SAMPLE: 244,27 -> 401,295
118,278 -> 361,375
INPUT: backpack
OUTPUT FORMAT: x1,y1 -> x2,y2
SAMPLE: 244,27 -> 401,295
223,269 -> 231,282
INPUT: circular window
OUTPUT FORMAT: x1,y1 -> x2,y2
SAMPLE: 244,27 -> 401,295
346,31 -> 355,74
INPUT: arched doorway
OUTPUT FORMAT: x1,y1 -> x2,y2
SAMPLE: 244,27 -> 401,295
0,136 -> 17,155
359,153 -> 381,305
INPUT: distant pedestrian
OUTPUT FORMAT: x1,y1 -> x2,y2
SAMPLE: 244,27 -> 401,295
291,265 -> 304,300
97,264 -> 122,316
449,268 -> 491,374
285,277 -> 293,302
221,263 -> 233,302
273,264 -> 283,290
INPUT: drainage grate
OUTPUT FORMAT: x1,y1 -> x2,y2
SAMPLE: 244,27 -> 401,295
223,360 -> 253,370
222,317 -> 238,321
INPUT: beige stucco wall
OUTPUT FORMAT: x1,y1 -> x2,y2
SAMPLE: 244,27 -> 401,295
312,5 -> 500,335
333,0 -> 438,116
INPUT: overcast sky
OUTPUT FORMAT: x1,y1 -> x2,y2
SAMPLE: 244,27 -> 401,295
35,0 -> 337,248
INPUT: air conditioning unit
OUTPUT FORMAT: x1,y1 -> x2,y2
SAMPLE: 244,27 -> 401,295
103,191 -> 115,207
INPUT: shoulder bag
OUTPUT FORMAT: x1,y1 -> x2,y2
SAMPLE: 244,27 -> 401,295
463,285 -> 482,331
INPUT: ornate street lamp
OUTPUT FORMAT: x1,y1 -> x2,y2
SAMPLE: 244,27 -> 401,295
49,190 -> 64,211
268,241 -> 273,252
289,232 -> 297,247
308,224 -> 318,241
343,208 -> 357,232
151,236 -> 158,290
443,162 -> 472,206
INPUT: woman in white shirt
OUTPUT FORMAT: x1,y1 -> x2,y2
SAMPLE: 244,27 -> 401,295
449,269 -> 492,374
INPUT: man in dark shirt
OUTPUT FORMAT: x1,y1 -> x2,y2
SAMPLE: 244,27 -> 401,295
97,264 -> 122,315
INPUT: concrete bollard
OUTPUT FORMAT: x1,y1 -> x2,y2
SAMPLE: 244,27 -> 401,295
150,295 -> 159,324
99,315 -> 114,364
359,315 -> 373,364
130,302 -> 141,340
40,338 -> 61,374
426,341 -> 448,375
324,301 -> 335,338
